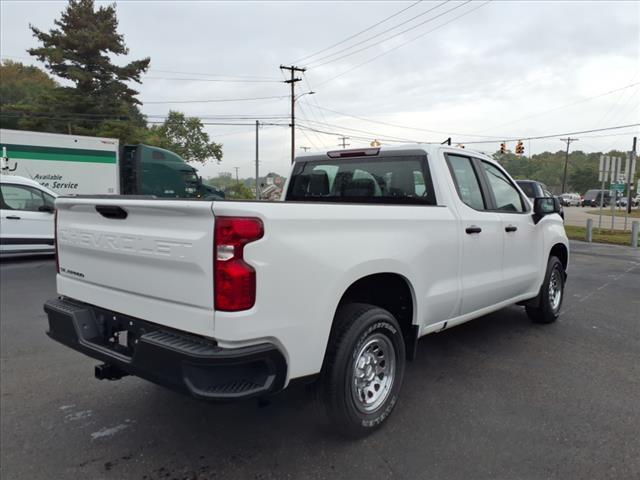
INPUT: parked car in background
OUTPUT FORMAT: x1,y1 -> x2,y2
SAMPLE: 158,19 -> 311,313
0,175 -> 57,255
560,193 -> 581,206
516,180 -> 564,220
581,189 -> 611,207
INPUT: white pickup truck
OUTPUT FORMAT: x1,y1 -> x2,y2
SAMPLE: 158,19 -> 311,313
45,145 -> 568,436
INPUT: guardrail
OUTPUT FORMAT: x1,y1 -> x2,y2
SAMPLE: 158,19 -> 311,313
585,218 -> 638,248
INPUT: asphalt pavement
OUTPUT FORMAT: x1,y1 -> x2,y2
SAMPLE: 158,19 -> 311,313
563,205 -> 639,230
1,243 -> 639,480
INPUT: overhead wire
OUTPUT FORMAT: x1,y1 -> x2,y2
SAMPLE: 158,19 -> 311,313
291,0 -> 424,64
299,100 -> 504,138
314,1 -> 492,86
480,81 -> 640,133
297,118 -> 424,143
143,95 -> 289,104
143,76 -> 283,84
306,0 -> 463,68
458,123 -> 640,145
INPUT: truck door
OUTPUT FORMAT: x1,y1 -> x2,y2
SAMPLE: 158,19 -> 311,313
477,160 -> 543,300
445,154 -> 504,315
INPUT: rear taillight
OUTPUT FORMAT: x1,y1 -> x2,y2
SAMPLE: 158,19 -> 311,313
214,216 -> 264,311
54,209 -> 59,273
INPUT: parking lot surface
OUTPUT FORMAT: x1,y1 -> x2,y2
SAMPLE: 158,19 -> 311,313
1,242 -> 639,480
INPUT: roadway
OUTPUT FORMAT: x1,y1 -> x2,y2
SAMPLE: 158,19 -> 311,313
1,242 -> 639,480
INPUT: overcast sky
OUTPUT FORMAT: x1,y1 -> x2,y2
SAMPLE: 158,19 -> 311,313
1,0 -> 638,178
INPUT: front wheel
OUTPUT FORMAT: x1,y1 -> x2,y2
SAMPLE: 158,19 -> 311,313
526,255 -> 565,323
318,303 -> 406,437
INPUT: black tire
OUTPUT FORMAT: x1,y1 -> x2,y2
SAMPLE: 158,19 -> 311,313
318,303 -> 406,438
526,255 -> 565,323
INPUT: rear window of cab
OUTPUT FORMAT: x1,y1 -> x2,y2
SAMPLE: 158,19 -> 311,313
286,155 -> 436,205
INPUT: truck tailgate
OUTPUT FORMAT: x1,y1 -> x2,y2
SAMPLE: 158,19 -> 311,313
55,197 -> 215,337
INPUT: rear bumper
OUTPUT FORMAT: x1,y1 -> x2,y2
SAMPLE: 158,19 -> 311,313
44,297 -> 287,401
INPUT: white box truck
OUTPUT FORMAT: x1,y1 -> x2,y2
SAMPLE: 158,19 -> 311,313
0,129 -> 119,195
0,129 -> 224,198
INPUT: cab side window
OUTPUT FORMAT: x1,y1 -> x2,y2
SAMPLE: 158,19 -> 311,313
0,184 -> 47,212
446,154 -> 486,210
481,161 -> 526,213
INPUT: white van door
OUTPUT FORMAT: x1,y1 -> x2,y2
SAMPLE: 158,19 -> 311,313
0,183 -> 55,252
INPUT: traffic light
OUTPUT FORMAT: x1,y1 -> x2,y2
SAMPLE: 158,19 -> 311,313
500,142 -> 506,154
515,140 -> 524,155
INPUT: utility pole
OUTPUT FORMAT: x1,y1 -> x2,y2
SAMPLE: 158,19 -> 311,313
560,137 -> 578,194
300,146 -> 311,152
338,136 -> 350,149
280,65 -> 305,164
626,136 -> 637,215
255,120 -> 260,200
234,167 -> 240,184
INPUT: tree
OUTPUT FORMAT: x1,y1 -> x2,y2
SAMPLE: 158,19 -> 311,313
224,183 -> 254,200
148,111 -> 223,164
0,60 -> 58,129
22,0 -> 149,141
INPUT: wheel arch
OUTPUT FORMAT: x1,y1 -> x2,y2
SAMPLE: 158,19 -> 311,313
329,272 -> 418,361
550,242 -> 569,272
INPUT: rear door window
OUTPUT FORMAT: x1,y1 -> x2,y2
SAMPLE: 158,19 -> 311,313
287,155 -> 436,205
446,154 -> 486,210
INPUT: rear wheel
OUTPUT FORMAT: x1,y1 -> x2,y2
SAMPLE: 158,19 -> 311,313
526,255 -> 565,323
318,303 -> 405,437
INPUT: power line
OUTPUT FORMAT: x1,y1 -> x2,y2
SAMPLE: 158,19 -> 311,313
592,72 -> 639,129
306,0 -> 461,68
459,124 -> 640,145
579,130 -> 640,139
315,1 -> 491,86
143,95 -> 288,104
0,112 -> 287,127
149,69 -> 280,81
296,102 -> 329,148
298,117 -> 424,143
296,123 -> 421,144
143,76 -> 283,84
291,0 -> 424,64
300,100 -> 504,138
481,82 -> 640,133
1,110 -> 290,121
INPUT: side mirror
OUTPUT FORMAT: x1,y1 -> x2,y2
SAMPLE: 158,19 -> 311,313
38,205 -> 55,213
533,197 -> 560,224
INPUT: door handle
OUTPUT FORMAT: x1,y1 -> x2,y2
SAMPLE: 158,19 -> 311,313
95,205 -> 128,220
505,225 -> 518,232
465,226 -> 482,234
6,216 -> 21,220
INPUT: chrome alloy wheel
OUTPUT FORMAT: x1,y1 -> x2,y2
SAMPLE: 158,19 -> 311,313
548,267 -> 563,312
351,333 -> 396,413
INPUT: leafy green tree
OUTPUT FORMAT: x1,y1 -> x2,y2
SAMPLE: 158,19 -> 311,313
0,60 -> 58,129
224,183 -> 254,199
148,111 -> 223,164
20,0 -> 149,141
